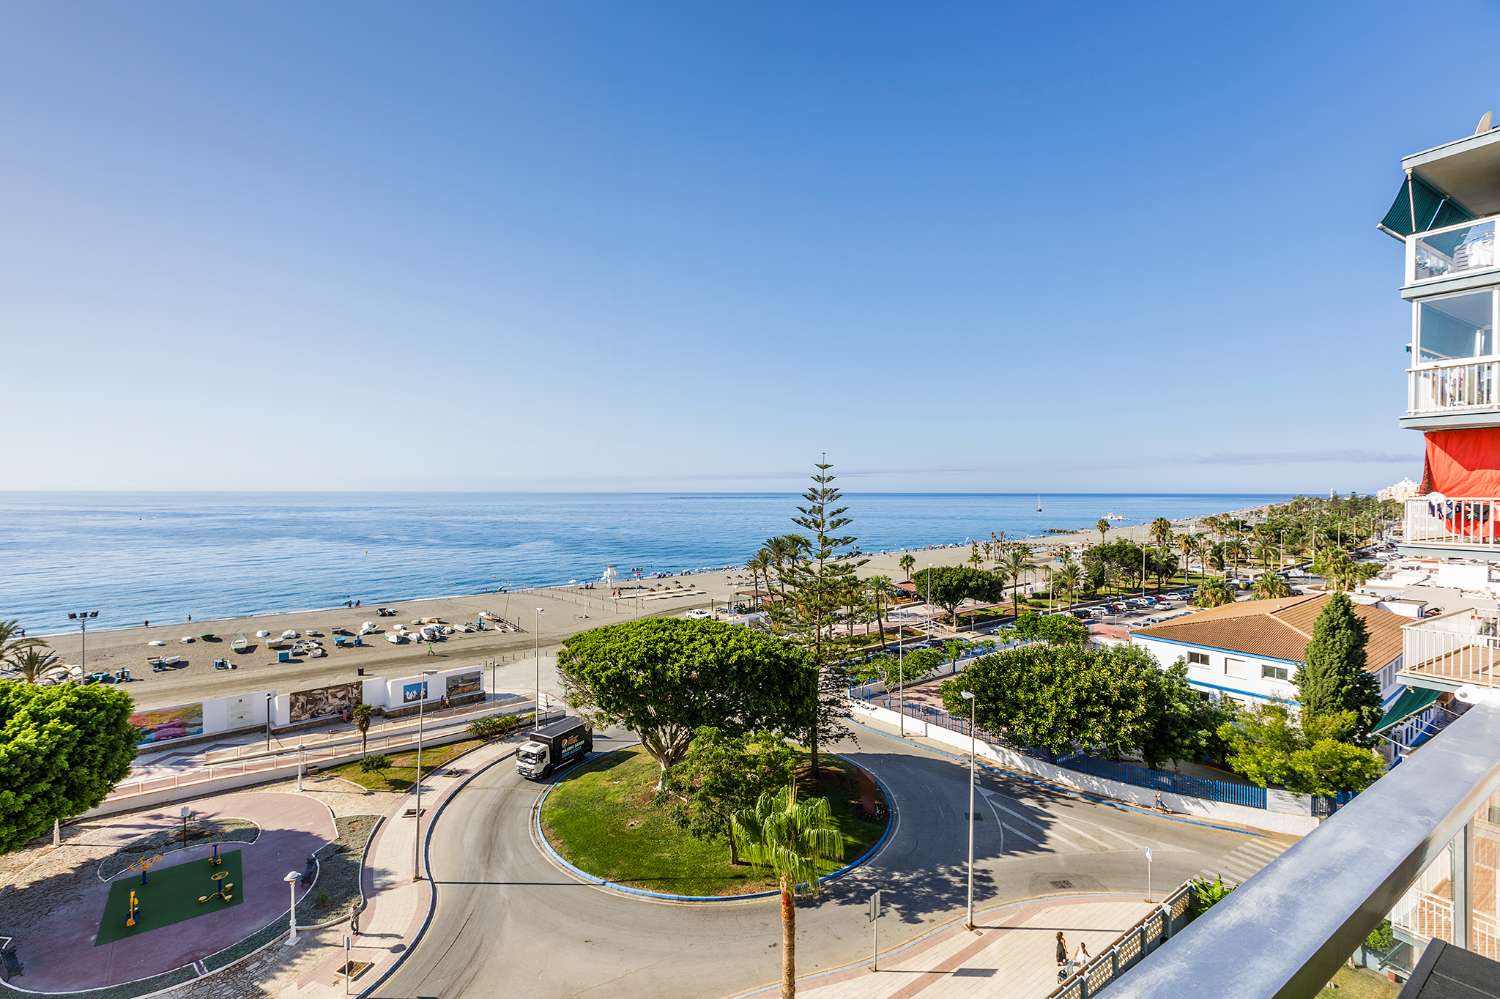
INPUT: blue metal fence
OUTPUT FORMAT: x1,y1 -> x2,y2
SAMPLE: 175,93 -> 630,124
858,690 -> 1269,810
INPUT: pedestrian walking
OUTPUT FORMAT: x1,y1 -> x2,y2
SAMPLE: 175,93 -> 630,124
1056,931 -> 1068,967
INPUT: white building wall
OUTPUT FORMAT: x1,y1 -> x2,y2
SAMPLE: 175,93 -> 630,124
1133,635 -> 1402,705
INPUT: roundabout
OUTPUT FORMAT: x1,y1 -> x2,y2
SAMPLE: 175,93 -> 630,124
535,745 -> 891,900
373,720 -> 1290,998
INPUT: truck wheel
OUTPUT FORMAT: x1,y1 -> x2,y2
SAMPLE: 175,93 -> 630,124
542,764 -> 552,779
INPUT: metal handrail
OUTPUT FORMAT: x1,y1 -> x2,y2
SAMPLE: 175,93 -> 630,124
1047,881 -> 1193,999
1108,701 -> 1500,997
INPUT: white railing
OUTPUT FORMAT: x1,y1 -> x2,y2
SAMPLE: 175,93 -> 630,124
1404,497 -> 1500,548
1403,608 -> 1500,687
1409,216 -> 1499,284
1408,359 -> 1500,416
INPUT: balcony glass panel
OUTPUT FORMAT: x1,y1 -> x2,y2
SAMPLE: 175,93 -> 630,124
1418,291 -> 1495,363
1414,219 -> 1498,281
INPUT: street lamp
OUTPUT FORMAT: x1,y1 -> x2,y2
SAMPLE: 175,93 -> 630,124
67,610 -> 98,671
961,689 -> 976,930
926,565 -> 934,639
534,607 -> 545,724
897,624 -> 905,738
179,806 -> 191,849
413,667 -> 438,881
284,871 -> 302,944
265,692 -> 275,753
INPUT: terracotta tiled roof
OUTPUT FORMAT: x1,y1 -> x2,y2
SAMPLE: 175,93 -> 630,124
1134,593 -> 1405,670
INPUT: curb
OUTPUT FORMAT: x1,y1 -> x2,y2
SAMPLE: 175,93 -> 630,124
849,716 -> 1268,839
355,739 -> 521,998
531,752 -> 899,904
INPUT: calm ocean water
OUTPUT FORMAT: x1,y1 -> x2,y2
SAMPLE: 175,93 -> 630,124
0,492 -> 1288,633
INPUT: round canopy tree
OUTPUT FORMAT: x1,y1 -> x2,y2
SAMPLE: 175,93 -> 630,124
556,618 -> 816,789
0,682 -> 136,854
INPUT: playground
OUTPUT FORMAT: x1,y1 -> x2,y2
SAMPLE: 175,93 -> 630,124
2,791 -> 336,992
94,847 -> 244,945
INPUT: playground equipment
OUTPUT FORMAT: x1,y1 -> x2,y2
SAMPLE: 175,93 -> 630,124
197,869 -> 233,905
209,843 -> 222,867
126,853 -> 162,886
125,889 -> 142,928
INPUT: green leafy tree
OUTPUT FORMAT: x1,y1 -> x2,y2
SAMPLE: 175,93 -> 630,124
911,566 -> 1002,624
1296,593 -> 1382,742
666,727 -> 796,865
352,703 -> 374,754
558,617 -> 815,790
1217,703 -> 1383,795
940,644 -> 1163,758
1138,660 -> 1235,769
1193,577 -> 1235,608
1314,547 -> 1380,593
733,784 -> 844,999
773,460 -> 868,777
1010,611 -> 1088,646
0,683 -> 136,853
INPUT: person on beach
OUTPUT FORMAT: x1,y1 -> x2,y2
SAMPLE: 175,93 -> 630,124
1056,932 -> 1068,966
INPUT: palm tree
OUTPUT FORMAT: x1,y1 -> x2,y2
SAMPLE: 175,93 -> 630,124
1252,572 -> 1291,600
352,703 -> 374,754
1096,518 -> 1110,544
0,620 -> 40,665
8,644 -> 60,684
1054,563 -> 1081,609
968,542 -> 982,569
1176,533 -> 1197,585
747,550 -> 773,607
1003,547 -> 1031,617
898,553 -> 916,581
1193,577 -> 1235,608
1149,518 -> 1173,590
733,784 -> 844,999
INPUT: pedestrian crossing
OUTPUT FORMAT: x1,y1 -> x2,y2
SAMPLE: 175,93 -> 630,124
1194,836 -> 1288,886
980,788 -> 1160,855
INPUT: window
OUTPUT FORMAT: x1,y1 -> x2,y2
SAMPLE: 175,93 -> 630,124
1262,664 -> 1290,682
1187,651 -> 1210,666
1417,291 -> 1495,363
1225,657 -> 1254,680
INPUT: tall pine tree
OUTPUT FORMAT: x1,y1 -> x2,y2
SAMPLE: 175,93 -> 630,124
774,458 -> 866,776
1296,592 -> 1382,743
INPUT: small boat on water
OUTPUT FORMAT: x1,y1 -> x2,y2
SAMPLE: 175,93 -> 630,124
1036,495 -> 1042,512
1104,512 -> 1125,522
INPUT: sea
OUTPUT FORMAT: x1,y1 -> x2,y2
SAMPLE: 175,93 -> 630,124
0,492 -> 1289,634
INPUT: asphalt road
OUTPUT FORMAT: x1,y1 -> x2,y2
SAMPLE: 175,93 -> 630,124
373,724 -> 1282,999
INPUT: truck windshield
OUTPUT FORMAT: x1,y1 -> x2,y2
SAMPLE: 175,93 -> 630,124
519,746 -> 543,762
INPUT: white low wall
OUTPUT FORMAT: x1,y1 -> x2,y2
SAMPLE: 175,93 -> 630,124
851,700 -> 1318,836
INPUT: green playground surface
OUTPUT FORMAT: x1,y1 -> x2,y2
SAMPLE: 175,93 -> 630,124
95,849 -> 245,945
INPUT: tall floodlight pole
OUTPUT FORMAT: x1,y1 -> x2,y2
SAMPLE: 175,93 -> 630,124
413,668 -> 437,880
534,607 -> 545,723
68,610 -> 98,671
897,626 -> 905,737
961,690 -> 977,930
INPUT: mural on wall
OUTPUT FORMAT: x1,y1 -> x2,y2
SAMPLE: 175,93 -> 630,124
289,681 -> 362,723
131,703 -> 205,745
402,680 -> 429,704
445,671 -> 482,698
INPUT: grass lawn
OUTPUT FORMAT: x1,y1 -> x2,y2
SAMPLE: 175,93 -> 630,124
541,746 -> 887,896
1316,966 -> 1399,998
96,850 -> 243,945
326,738 -> 485,792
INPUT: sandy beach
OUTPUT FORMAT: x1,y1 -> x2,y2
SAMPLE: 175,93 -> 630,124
32,505 -> 1269,711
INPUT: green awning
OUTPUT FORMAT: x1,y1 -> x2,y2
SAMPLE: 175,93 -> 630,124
1379,174 -> 1474,240
1373,685 -> 1444,734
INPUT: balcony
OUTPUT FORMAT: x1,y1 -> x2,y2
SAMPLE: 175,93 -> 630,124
1409,358 -> 1500,418
1409,217 -> 1499,286
1404,607 -> 1500,689
1403,497 -> 1500,557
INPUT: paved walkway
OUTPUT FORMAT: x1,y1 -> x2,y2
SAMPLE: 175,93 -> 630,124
788,894 -> 1155,999
21,791 -> 335,991
190,737 -> 522,998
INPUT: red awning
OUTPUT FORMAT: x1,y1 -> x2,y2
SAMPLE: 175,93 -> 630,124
1422,429 -> 1500,496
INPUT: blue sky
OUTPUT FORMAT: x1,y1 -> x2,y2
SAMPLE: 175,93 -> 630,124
0,1 -> 1490,493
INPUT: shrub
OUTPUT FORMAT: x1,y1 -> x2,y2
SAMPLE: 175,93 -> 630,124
1189,874 -> 1235,917
359,754 -> 391,776
1365,918 -> 1395,954
468,714 -> 522,742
